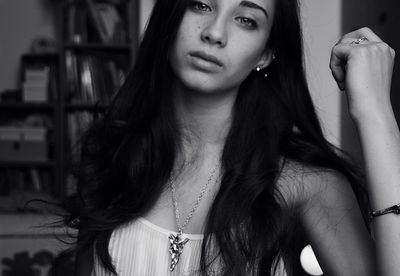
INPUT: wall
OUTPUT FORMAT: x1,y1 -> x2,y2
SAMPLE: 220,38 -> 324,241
0,0 -> 352,148
2,0 -> 397,153
0,0 -> 154,94
341,0 -> 400,164
0,0 -> 56,93
301,0 -> 343,146
0,2 -> 154,272
139,0 -> 155,39
0,214 -> 74,275
386,1 -> 400,126
137,0 -> 345,147
301,0 -> 400,163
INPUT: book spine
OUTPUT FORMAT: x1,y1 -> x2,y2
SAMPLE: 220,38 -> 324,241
85,0 -> 109,43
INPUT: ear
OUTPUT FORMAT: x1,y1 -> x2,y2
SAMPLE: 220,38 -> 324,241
255,49 -> 275,70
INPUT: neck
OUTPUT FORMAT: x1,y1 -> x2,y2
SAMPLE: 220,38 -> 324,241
171,79 -> 238,169
173,80 -> 238,148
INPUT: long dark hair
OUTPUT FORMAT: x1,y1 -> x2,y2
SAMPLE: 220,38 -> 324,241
62,0 -> 368,275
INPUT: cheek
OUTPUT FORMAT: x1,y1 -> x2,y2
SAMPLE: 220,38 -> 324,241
226,39 -> 266,79
175,14 -> 201,47
172,22 -> 198,60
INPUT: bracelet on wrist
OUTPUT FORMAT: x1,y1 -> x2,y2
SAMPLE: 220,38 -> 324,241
370,203 -> 400,219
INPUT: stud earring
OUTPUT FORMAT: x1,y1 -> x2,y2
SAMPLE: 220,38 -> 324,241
255,66 -> 268,78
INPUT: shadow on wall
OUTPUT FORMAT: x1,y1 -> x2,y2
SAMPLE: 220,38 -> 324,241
340,0 -> 400,165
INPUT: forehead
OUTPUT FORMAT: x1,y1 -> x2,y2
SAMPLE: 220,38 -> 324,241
212,0 -> 276,18
213,0 -> 275,10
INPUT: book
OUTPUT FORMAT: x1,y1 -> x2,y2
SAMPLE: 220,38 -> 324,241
65,51 -> 80,101
78,56 -> 96,103
96,3 -> 125,43
67,112 -> 95,163
65,1 -> 89,43
85,0 -> 109,43
67,53 -> 125,104
65,0 -> 129,43
29,168 -> 42,191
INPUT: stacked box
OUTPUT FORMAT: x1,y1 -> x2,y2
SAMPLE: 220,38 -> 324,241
0,127 -> 48,161
22,68 -> 49,102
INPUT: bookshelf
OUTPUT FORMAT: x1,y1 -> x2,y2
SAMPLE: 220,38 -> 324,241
57,0 -> 140,197
0,0 -> 139,212
0,52 -> 59,211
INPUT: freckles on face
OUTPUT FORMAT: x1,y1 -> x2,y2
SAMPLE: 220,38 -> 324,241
170,0 -> 274,93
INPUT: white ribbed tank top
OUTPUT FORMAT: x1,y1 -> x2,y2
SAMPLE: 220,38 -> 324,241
91,217 -> 286,276
92,217 -> 210,276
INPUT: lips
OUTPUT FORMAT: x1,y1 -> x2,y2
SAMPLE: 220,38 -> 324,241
189,51 -> 224,67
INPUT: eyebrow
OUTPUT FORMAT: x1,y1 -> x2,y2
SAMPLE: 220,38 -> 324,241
239,0 -> 269,19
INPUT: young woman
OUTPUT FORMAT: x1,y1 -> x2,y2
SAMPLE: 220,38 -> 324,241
64,0 -> 400,275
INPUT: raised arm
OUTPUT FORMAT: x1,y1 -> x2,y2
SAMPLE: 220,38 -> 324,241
330,27 -> 400,276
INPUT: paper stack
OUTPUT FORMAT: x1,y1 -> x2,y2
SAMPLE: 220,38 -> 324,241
22,67 -> 49,102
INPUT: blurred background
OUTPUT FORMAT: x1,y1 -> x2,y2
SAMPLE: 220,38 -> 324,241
0,0 -> 398,275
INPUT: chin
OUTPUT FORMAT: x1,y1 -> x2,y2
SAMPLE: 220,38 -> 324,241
182,78 -> 230,94
175,72 -> 217,91
184,71 -> 244,93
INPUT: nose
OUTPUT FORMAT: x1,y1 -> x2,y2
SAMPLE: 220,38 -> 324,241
200,17 -> 227,47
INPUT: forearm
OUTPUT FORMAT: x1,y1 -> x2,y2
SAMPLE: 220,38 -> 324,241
353,107 -> 400,276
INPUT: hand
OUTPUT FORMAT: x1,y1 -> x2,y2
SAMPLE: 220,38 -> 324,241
329,27 -> 396,122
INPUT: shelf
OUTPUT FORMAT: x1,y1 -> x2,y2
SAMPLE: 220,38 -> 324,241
22,53 -> 58,60
55,0 -> 139,198
0,160 -> 55,168
0,102 -> 56,110
65,103 -> 109,111
64,43 -> 131,52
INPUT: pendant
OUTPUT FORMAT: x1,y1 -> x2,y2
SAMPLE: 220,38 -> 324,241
168,232 -> 189,272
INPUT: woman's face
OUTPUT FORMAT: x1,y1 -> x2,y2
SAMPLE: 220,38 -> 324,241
170,0 -> 275,94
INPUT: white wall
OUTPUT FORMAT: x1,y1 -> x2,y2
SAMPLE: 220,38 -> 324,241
301,0 -> 344,147
139,0 -> 155,39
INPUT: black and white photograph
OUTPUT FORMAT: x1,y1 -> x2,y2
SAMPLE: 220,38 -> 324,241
0,0 -> 399,275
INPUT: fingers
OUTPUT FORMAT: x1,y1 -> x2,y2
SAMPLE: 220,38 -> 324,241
339,35 -> 395,60
330,43 -> 357,91
342,27 -> 383,43
329,46 -> 346,91
330,27 -> 394,91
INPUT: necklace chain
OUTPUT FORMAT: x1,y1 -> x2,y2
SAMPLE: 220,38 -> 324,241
170,163 -> 220,234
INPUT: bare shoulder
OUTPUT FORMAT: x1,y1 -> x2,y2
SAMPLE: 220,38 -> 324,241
276,158 -> 359,213
277,159 -> 374,275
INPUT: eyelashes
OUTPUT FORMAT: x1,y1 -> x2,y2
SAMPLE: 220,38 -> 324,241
188,0 -> 258,30
236,17 -> 257,29
189,0 -> 211,12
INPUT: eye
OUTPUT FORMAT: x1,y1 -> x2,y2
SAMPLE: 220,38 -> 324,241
237,17 -> 257,29
189,1 -> 212,12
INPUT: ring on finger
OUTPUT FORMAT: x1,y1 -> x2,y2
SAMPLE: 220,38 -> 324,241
351,36 -> 368,45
